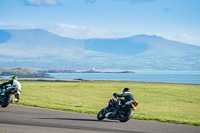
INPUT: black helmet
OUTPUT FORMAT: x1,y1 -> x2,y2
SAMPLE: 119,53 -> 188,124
123,88 -> 130,93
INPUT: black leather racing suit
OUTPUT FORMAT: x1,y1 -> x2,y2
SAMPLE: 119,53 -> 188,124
1,80 -> 14,87
114,92 -> 136,110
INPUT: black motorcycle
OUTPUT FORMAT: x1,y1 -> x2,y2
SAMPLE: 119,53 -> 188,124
97,96 -> 139,122
0,84 -> 13,107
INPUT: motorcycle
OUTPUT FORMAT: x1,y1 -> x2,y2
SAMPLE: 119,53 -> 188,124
97,96 -> 139,122
0,84 -> 13,108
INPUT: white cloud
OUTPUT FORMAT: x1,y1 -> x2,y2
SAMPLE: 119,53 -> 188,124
23,0 -> 61,6
0,0 -> 60,6
47,23 -> 129,39
0,22 -> 36,29
163,33 -> 200,46
0,22 -> 129,39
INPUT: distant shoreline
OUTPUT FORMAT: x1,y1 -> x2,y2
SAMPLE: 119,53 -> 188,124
0,78 -> 199,85
40,69 -> 135,74
0,68 -> 134,79
1,69 -> 200,84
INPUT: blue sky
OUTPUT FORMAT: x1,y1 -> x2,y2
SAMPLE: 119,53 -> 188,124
0,0 -> 200,46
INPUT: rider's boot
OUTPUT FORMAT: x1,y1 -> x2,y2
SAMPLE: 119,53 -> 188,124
13,94 -> 20,102
12,98 -> 19,102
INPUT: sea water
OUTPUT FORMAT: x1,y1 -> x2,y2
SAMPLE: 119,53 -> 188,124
49,71 -> 200,84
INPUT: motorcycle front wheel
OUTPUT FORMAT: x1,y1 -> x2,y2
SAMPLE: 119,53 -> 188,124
97,108 -> 106,120
1,94 -> 13,107
119,109 -> 133,122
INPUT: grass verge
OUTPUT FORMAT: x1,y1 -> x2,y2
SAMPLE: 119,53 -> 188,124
2,80 -> 199,126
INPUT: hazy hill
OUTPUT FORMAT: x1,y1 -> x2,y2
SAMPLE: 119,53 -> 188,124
84,35 -> 200,57
0,68 -> 51,78
0,29 -> 200,71
0,29 -> 92,58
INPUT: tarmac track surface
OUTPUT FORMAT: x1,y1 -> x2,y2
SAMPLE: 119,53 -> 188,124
0,105 -> 199,133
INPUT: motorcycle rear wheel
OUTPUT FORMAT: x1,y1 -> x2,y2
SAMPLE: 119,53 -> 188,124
119,109 -> 133,122
97,108 -> 106,120
1,94 -> 13,108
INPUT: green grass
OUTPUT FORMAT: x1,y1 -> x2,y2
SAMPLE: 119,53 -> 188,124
3,80 -> 200,126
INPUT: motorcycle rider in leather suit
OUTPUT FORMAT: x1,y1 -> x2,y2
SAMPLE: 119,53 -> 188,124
1,76 -> 21,102
113,88 -> 136,113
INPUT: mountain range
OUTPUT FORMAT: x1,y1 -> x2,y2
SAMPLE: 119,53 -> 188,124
0,29 -> 200,71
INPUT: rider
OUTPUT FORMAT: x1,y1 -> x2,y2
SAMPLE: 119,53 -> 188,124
113,88 -> 136,113
1,76 -> 21,102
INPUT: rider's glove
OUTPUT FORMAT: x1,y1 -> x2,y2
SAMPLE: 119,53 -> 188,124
113,93 -> 118,97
